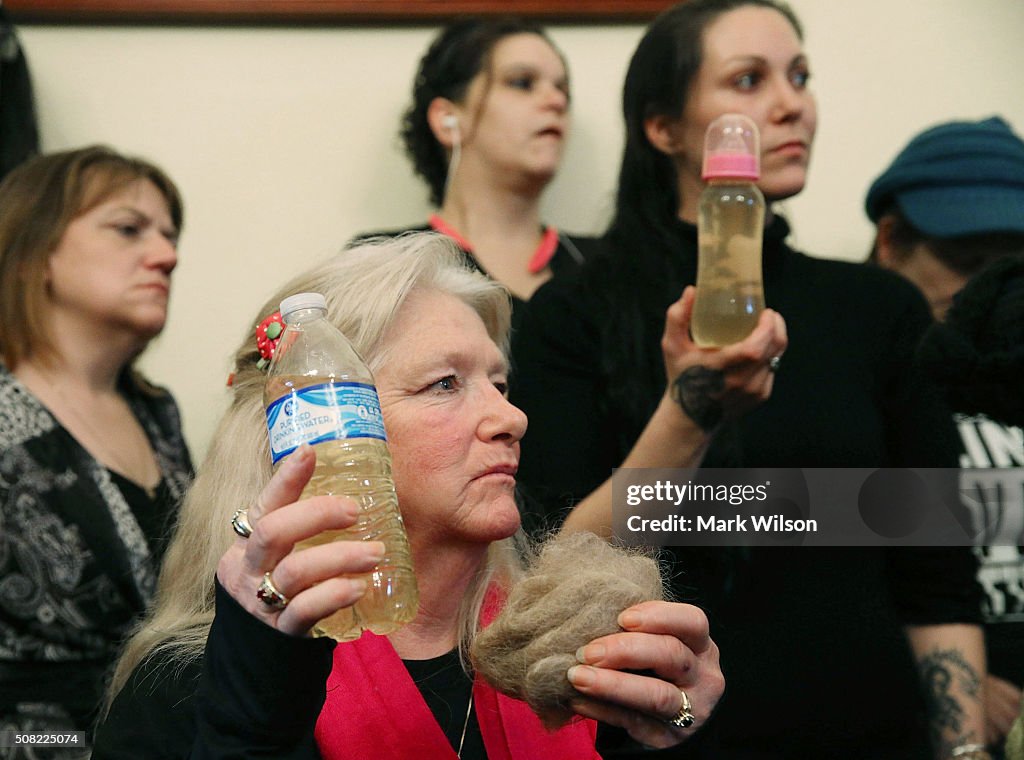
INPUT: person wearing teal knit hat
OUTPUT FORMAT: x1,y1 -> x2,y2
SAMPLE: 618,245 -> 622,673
866,116 -> 1024,320
867,117 -> 1024,760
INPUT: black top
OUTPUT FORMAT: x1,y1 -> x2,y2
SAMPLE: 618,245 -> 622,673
94,582 -> 333,759
920,255 -> 1024,692
108,470 -> 179,566
509,216 -> 983,759
405,649 -> 486,759
94,583 -> 490,759
353,223 -> 599,334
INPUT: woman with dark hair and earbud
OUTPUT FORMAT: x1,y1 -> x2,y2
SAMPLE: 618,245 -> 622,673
358,17 -> 598,329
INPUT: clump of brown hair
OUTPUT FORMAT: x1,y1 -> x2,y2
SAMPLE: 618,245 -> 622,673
471,531 -> 665,728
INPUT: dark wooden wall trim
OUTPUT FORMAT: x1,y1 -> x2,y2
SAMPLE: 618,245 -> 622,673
5,0 -> 675,25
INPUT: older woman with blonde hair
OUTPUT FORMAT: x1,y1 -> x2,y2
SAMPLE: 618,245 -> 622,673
93,234 -> 723,759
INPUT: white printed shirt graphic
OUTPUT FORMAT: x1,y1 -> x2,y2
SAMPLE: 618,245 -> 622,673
956,414 -> 1024,625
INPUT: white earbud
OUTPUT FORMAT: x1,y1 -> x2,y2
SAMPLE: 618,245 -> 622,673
443,114 -> 459,132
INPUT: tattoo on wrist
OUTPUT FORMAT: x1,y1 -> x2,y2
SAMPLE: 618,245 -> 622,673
917,648 -> 982,757
670,366 -> 725,431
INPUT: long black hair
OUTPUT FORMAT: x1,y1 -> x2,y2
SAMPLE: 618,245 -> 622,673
400,17 -> 561,207
590,0 -> 803,444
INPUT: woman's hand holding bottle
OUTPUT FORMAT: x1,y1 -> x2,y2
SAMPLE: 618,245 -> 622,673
661,285 -> 787,432
217,445 -> 385,636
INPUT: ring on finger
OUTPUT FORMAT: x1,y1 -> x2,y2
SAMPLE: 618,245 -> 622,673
230,508 -> 253,539
256,571 -> 290,611
768,355 -> 782,373
667,689 -> 695,729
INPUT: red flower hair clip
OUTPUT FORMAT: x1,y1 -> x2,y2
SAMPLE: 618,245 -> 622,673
255,311 -> 285,370
227,311 -> 285,387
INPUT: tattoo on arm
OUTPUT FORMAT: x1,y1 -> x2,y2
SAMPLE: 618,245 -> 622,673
917,648 -> 982,757
670,366 -> 725,432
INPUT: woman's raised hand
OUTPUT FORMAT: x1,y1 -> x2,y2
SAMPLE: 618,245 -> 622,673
217,444 -> 384,636
662,285 -> 788,430
566,600 -> 724,748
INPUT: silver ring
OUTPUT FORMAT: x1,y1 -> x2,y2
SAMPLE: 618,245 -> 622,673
667,689 -> 695,729
768,355 -> 782,373
230,508 -> 253,538
256,571 -> 289,611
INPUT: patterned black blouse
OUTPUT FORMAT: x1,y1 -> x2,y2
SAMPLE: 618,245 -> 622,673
0,365 -> 193,755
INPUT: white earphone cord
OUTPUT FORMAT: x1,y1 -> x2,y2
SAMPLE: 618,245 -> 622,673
442,119 -> 461,201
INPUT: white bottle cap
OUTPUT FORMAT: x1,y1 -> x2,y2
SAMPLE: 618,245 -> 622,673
280,292 -> 327,320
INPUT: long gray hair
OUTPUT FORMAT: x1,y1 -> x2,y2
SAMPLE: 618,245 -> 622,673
107,232 -> 522,704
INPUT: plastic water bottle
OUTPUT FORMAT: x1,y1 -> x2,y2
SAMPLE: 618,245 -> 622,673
264,292 -> 418,641
692,113 -> 766,347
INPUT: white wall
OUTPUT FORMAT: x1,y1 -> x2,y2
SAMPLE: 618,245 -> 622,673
16,0 -> 1024,460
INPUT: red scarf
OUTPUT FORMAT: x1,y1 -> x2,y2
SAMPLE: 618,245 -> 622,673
315,597 -> 601,759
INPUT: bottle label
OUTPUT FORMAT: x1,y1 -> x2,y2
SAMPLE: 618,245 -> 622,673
266,382 -> 387,464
